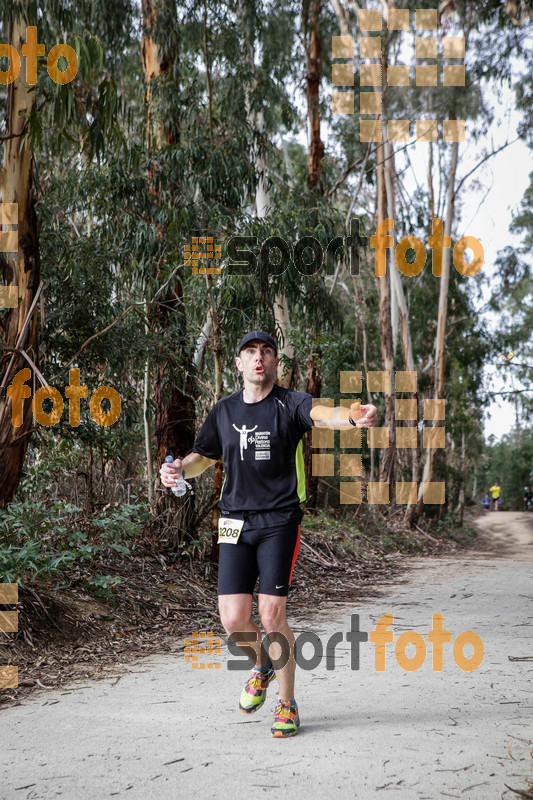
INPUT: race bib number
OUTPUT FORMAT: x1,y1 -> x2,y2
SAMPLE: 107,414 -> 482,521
217,517 -> 244,544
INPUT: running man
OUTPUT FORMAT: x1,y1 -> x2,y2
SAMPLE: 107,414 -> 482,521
489,481 -> 501,511
160,331 -> 377,737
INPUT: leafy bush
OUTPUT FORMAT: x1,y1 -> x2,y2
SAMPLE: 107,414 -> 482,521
0,499 -> 149,596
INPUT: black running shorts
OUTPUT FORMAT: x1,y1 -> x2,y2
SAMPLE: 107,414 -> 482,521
217,523 -> 300,597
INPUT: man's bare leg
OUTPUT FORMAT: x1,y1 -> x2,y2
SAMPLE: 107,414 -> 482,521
218,593 -> 267,666
258,594 -> 295,700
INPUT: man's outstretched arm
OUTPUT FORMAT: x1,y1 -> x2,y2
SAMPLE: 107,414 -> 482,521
310,400 -> 377,429
160,452 -> 216,487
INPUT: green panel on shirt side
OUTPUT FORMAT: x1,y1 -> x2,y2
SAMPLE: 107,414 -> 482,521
296,439 -> 306,503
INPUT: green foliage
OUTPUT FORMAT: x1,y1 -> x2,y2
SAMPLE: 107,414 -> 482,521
0,499 -> 149,594
0,0 -> 531,541
85,573 -> 123,599
490,172 -> 533,422
482,428 -> 533,509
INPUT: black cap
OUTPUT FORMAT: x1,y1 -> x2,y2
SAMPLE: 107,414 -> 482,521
237,331 -> 278,355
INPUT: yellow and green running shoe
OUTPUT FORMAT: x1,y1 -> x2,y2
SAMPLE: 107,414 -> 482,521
239,666 -> 276,714
271,699 -> 300,737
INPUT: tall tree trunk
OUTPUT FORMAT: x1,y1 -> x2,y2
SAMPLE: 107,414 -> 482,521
86,442 -> 93,513
193,311 -> 212,373
382,142 -> 420,524
208,275 -> 224,563
143,301 -> 154,506
412,139 -> 459,521
455,429 -> 465,525
298,0 -> 326,440
274,295 -> 295,387
352,275 -> 374,482
375,21 -> 395,486
0,5 -> 41,507
331,0 -> 350,34
384,142 -> 399,355
305,0 -> 324,190
142,0 -> 196,530
375,160 -> 395,485
434,141 -> 459,399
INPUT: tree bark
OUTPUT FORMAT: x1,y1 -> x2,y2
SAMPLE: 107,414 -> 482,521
86,442 -> 93,513
412,139 -> 459,521
274,295 -> 295,388
330,0 -> 351,35
382,142 -> 420,524
193,311 -> 212,374
384,142 -> 399,355
143,301 -> 154,506
456,429 -> 465,525
434,141 -> 459,399
352,275 -> 374,482
305,0 -> 324,190
208,274 -> 224,563
0,6 -> 41,507
375,23 -> 395,486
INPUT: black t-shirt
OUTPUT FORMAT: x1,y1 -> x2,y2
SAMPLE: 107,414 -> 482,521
192,384 -> 314,516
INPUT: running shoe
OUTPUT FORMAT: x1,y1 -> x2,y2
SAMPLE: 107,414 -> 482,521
239,666 -> 276,714
271,699 -> 300,737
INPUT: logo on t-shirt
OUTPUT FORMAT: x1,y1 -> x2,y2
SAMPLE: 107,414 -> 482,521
254,430 -> 271,460
232,422 -> 271,461
232,423 -> 257,460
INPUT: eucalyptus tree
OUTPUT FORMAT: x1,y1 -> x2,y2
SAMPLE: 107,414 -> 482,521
0,0 -> 134,505
0,0 -> 42,505
327,0 -> 530,522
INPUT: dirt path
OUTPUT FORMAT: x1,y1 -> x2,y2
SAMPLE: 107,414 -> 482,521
1,512 -> 532,800
473,510 -> 533,560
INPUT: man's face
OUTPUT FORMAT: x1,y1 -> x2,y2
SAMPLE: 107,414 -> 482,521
235,341 -> 279,385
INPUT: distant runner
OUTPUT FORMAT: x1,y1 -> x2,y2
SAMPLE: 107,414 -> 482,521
489,481 -> 501,511
482,493 -> 490,511
160,331 -> 377,737
523,486 -> 532,512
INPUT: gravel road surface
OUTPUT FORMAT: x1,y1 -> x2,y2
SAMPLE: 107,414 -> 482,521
2,511 -> 532,800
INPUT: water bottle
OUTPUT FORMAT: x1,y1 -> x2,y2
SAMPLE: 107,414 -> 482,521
164,455 -> 193,497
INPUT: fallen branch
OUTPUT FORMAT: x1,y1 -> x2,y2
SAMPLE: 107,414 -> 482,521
415,524 -> 440,543
299,538 -> 337,567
